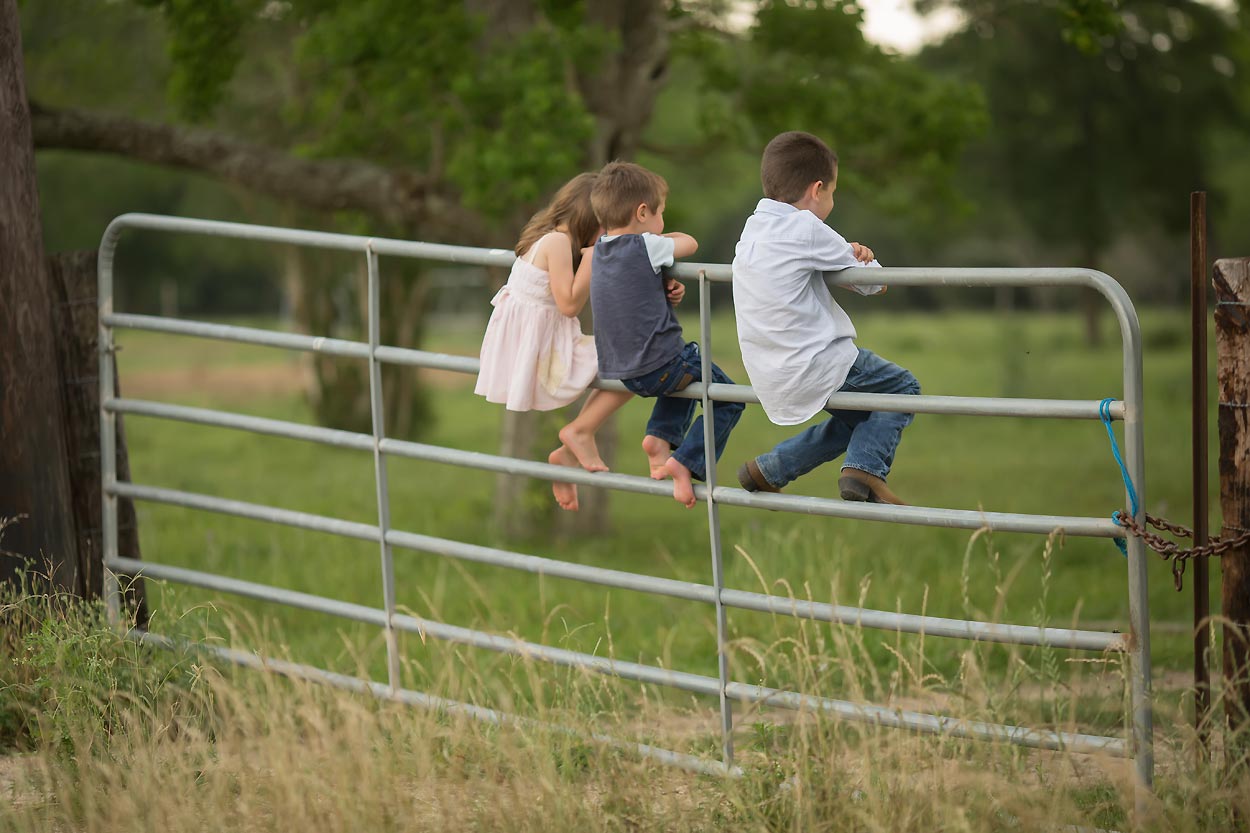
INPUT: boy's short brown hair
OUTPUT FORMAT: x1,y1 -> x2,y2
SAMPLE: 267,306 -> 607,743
760,131 -> 839,204
591,161 -> 668,230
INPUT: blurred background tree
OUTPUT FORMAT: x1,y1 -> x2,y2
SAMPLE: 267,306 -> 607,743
23,0 -> 983,401
17,0 -> 1248,533
20,0 -> 986,533
916,0 -> 1247,343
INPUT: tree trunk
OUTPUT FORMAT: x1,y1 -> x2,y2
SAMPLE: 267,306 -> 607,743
493,409 -> 550,538
46,251 -> 148,626
476,0 -> 670,539
580,0 -> 671,165
377,263 -> 432,440
0,0 -> 78,594
495,0 -> 671,537
1080,289 -> 1103,348
1077,242 -> 1104,348
555,412 -> 616,537
284,235 -> 432,440
1075,92 -> 1105,349
1214,257 -> 1250,768
493,397 -> 618,540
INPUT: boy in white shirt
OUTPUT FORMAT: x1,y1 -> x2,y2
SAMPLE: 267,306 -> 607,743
731,131 -> 919,504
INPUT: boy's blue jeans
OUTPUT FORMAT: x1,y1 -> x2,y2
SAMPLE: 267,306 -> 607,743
622,342 -> 745,481
754,348 -> 919,489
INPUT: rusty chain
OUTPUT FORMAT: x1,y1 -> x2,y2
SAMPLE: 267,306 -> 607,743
1096,396 -> 1250,591
1113,512 -> 1250,591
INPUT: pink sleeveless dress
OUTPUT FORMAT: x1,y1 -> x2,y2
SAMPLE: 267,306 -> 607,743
474,234 -> 599,411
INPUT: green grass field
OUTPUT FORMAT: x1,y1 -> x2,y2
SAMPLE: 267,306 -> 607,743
5,304 -> 1245,832
112,305 -> 1221,741
5,587 -> 1241,832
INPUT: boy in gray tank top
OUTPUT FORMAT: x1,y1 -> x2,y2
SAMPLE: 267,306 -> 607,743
589,162 -> 745,508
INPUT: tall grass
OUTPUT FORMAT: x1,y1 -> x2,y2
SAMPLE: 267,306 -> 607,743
0,577 -> 207,755
2,585 -> 1248,832
4,307 -> 1238,828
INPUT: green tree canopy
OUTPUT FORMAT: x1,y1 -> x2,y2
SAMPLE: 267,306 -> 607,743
920,0 -> 1247,299
31,0 -> 986,237
23,0 -> 988,445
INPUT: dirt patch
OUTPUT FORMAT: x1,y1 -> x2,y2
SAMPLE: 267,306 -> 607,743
122,364 -> 312,402
0,753 -> 45,810
121,363 -> 474,402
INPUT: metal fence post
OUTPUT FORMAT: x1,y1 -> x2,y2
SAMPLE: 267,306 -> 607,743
366,243 -> 401,690
698,271 -> 735,767
1119,299 -> 1154,797
98,229 -> 121,628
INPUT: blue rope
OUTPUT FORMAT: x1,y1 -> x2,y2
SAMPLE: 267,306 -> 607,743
1100,397 -> 1138,557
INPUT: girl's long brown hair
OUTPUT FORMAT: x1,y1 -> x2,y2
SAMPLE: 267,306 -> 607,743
514,172 -> 600,269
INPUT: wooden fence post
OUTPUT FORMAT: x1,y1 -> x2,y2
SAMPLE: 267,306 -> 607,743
48,251 -> 148,626
1214,257 -> 1250,767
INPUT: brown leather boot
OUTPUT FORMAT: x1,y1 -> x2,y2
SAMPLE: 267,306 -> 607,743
737,458 -> 781,493
838,468 -> 906,505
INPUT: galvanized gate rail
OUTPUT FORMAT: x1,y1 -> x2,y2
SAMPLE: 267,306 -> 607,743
99,213 -> 1152,788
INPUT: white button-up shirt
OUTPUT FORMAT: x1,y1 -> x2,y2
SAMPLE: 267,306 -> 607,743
732,199 -> 884,426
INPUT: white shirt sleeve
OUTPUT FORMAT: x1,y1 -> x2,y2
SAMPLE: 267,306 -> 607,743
811,221 -> 885,296
641,233 -> 676,272
849,260 -> 885,296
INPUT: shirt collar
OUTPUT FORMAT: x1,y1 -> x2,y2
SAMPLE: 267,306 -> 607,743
755,198 -> 799,217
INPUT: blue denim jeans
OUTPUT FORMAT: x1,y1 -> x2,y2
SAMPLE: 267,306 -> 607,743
754,348 -> 919,489
622,342 -> 745,481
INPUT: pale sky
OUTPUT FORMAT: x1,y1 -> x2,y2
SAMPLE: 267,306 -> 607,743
723,1 -> 964,53
858,0 -> 963,54
733,0 -> 1235,52
856,0 -> 1239,52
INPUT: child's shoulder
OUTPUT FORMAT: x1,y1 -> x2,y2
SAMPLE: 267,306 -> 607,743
524,229 -> 571,254
542,229 -> 573,245
525,230 -> 572,270
745,206 -> 829,241
536,229 -> 574,255
796,211 -> 845,242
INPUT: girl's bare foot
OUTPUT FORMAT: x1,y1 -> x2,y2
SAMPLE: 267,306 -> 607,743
548,446 -> 580,511
557,425 -> 608,472
641,435 -> 672,479
662,457 -> 696,508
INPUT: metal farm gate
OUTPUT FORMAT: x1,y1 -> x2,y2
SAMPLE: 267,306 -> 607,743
98,214 -> 1154,789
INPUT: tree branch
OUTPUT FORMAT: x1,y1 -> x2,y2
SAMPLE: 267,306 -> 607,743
637,138 -> 730,162
666,14 -> 734,37
29,101 -> 486,241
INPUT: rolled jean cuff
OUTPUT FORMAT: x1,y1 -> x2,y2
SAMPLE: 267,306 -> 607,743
754,456 -> 785,489
647,430 -> 686,451
672,448 -> 706,482
840,462 -> 889,481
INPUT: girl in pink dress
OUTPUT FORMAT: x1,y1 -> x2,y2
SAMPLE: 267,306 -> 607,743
475,173 -> 632,511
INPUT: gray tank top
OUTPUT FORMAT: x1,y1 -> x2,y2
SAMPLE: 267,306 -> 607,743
589,235 -> 685,380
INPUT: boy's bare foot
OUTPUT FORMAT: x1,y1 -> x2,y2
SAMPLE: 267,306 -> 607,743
662,457 -> 697,508
557,425 -> 608,472
641,435 -> 672,479
548,446 -> 580,511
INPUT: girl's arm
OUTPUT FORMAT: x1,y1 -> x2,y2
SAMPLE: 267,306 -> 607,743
546,233 -> 594,317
